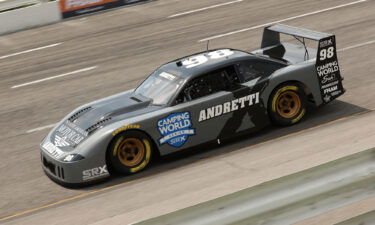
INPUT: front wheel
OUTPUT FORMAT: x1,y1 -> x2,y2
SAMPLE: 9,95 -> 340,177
108,131 -> 153,174
268,83 -> 307,126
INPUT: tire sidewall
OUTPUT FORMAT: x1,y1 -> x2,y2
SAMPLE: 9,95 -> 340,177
268,84 -> 306,126
108,131 -> 153,174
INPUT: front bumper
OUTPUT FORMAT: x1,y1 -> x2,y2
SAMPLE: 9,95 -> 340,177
40,149 -> 110,187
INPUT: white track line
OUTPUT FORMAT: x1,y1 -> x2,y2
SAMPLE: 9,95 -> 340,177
0,43 -> 62,60
338,40 -> 375,52
11,66 -> 98,89
27,124 -> 56,133
198,0 -> 368,42
168,0 -> 243,18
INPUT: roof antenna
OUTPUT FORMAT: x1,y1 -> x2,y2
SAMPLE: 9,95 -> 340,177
206,40 -> 210,52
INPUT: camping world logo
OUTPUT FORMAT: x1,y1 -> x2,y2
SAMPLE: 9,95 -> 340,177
54,135 -> 70,147
157,112 -> 195,147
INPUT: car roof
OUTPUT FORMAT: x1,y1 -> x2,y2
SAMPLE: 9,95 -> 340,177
159,49 -> 257,80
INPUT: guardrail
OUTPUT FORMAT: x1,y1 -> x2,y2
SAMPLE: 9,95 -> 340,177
0,0 -> 40,11
135,147 -> 375,225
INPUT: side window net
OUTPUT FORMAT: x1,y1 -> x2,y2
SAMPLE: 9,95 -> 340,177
174,66 -> 240,104
237,62 -> 263,82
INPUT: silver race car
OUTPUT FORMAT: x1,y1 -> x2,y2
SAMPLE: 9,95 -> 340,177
40,24 -> 345,185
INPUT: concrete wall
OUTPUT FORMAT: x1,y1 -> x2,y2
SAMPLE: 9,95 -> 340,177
0,0 -> 40,11
0,1 -> 62,35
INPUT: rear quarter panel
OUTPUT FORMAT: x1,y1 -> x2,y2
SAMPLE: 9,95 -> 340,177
262,59 -> 323,107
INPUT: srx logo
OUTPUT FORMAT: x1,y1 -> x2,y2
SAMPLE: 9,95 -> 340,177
82,165 -> 108,181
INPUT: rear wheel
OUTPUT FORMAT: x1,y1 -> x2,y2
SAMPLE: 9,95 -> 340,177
108,131 -> 153,174
268,83 -> 307,126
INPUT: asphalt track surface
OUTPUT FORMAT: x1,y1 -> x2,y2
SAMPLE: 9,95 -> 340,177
0,0 -> 374,224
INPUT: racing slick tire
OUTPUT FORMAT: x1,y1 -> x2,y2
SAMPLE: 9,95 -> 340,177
268,83 -> 307,126
108,131 -> 153,174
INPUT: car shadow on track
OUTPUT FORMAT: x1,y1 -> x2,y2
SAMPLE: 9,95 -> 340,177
79,100 -> 369,190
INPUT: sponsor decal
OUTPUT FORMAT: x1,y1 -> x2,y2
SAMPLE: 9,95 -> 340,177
158,112 -> 195,147
54,121 -> 88,147
317,62 -> 339,78
54,135 -> 70,147
182,49 -> 234,68
316,36 -> 344,103
324,95 -> 331,102
321,80 -> 339,89
159,72 -> 176,81
199,92 -> 260,122
82,165 -> 108,181
60,0 -> 149,18
319,39 -> 333,48
112,124 -> 141,136
323,85 -> 338,94
59,0 -> 118,13
42,141 -> 64,158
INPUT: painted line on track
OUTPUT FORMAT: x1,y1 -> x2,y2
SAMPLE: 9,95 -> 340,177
11,66 -> 98,89
1,108 -> 374,222
0,43 -> 62,60
338,40 -> 375,52
168,0 -> 243,18
27,124 -> 56,134
198,0 -> 368,42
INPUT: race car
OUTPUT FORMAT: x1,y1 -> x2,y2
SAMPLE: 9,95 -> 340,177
40,24 -> 345,185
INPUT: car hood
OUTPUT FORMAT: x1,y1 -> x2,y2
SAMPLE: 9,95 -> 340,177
47,91 -> 160,150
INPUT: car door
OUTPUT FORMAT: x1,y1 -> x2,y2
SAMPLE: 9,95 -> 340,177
230,58 -> 286,131
156,65 -> 267,155
155,67 -> 234,153
215,62 -> 271,139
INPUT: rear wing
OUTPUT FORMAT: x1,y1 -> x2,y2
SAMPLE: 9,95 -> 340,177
261,24 -> 332,48
261,24 -> 344,103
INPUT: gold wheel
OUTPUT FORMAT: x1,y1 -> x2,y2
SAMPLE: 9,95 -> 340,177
116,138 -> 145,167
275,91 -> 301,119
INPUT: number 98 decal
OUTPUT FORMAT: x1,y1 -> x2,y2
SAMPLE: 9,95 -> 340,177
182,55 -> 208,69
182,49 -> 234,68
319,46 -> 335,61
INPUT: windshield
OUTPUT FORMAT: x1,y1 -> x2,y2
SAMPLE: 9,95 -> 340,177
134,70 -> 183,105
